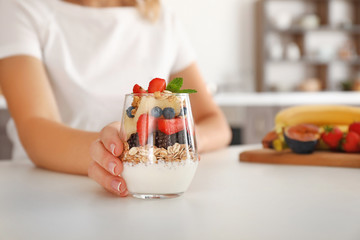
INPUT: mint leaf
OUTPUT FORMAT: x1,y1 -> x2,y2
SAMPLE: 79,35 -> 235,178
177,89 -> 197,93
166,77 -> 197,94
166,78 -> 183,92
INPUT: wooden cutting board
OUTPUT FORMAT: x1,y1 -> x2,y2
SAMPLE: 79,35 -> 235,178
240,149 -> 360,168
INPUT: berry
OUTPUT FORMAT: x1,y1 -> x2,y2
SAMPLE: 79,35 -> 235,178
150,106 -> 162,118
342,131 -> 360,153
148,78 -> 166,93
349,122 -> 360,135
176,130 -> 188,144
163,107 -> 175,119
321,126 -> 343,150
158,118 -> 185,135
137,114 -> 157,146
176,130 -> 193,149
133,84 -> 146,93
127,133 -> 140,148
178,107 -> 187,117
126,106 -> 135,118
155,130 -> 176,149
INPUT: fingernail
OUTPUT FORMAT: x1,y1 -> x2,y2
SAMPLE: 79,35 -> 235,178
110,144 -> 116,156
108,161 -> 117,175
111,179 -> 122,192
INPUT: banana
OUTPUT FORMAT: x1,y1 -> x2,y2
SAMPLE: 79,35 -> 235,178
275,105 -> 360,127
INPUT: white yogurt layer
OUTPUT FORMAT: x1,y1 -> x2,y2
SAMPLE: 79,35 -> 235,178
122,160 -> 198,194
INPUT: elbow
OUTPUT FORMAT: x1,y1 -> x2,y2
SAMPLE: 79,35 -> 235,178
22,142 -> 43,168
210,112 -> 233,149
23,142 -> 53,171
216,109 -> 232,148
16,121 -> 45,169
27,154 -> 43,169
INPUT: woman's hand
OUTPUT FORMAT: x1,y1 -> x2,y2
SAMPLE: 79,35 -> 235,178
88,122 -> 128,196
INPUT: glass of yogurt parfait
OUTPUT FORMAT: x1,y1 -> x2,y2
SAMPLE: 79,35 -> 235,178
119,78 -> 199,199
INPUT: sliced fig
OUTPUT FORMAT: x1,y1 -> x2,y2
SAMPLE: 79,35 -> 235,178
284,124 -> 320,154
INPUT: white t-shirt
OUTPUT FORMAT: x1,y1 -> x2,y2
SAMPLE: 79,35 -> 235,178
0,0 -> 196,159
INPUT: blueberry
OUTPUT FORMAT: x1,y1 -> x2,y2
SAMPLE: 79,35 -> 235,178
150,106 -> 162,118
178,107 -> 187,116
163,107 -> 175,119
126,106 -> 135,118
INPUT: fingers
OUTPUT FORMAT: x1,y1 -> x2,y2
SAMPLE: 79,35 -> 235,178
89,121 -> 128,197
90,139 -> 123,176
99,122 -> 123,157
88,161 -> 128,197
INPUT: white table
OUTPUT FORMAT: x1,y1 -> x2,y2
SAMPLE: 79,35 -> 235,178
1,145 -> 360,240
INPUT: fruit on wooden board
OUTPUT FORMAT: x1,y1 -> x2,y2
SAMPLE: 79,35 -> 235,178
262,105 -> 360,154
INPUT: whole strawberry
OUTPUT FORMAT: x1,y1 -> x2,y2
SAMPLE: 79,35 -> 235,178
342,131 -> 360,153
321,126 -> 343,150
349,122 -> 360,135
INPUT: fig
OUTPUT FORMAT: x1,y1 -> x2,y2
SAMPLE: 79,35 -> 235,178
284,124 -> 320,154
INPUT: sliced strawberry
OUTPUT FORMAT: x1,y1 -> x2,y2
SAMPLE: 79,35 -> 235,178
148,78 -> 166,93
349,122 -> 360,135
137,114 -> 157,146
342,131 -> 360,153
321,126 -> 343,150
158,118 -> 185,135
133,84 -> 147,94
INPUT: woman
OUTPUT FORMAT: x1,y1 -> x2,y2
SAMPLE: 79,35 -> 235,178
0,0 -> 231,196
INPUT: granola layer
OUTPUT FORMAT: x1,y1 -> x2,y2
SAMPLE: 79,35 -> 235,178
120,142 -> 197,165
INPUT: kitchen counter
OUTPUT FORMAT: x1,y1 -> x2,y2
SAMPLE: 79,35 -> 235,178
1,145 -> 360,240
214,91 -> 360,106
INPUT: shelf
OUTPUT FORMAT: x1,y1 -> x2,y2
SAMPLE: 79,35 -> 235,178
266,58 -> 360,65
255,0 -> 360,92
214,91 -> 360,107
267,25 -> 360,34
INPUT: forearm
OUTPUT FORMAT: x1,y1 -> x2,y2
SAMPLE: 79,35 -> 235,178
18,117 -> 99,175
170,63 -> 232,153
195,112 -> 232,153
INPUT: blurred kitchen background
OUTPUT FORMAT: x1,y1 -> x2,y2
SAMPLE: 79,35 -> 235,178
0,0 -> 360,158
169,0 -> 360,145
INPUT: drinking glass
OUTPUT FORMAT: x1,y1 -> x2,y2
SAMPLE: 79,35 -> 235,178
119,92 -> 199,199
